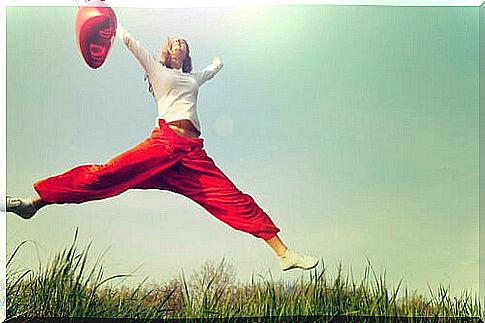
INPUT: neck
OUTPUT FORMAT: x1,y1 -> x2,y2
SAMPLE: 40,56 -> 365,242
171,56 -> 182,70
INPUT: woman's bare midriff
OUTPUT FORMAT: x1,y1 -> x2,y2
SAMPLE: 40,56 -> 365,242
167,119 -> 201,139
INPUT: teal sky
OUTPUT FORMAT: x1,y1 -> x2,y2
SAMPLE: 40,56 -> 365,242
5,5 -> 480,298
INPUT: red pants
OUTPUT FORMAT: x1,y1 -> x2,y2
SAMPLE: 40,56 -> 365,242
33,119 -> 280,240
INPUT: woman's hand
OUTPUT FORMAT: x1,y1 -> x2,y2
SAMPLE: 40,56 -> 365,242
212,56 -> 223,66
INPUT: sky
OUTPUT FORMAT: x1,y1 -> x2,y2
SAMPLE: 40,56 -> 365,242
3,2 -> 482,308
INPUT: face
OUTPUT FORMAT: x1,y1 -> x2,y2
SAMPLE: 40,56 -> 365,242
168,37 -> 188,63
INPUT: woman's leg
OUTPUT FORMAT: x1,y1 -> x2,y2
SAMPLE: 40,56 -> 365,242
8,126 -> 188,218
33,129 -> 185,205
155,148 -> 318,270
155,152 -> 281,240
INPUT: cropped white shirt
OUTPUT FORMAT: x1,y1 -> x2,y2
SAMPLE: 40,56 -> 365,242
117,25 -> 223,132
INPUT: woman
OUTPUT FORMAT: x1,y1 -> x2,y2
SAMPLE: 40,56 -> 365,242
7,22 -> 318,271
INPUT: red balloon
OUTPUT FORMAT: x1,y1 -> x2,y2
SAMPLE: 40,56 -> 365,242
75,1 -> 117,69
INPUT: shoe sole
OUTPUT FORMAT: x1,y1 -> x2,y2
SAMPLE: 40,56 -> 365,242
282,259 -> 319,271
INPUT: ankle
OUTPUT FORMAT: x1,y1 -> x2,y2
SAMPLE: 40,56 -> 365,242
31,196 -> 46,210
276,247 -> 289,258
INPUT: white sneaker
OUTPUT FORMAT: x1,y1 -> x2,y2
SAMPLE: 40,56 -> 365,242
278,249 -> 319,271
6,196 -> 38,219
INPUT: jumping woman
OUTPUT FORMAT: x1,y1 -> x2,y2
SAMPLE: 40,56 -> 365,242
7,22 -> 318,271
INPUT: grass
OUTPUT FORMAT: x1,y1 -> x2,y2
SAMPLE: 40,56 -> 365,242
6,229 -> 485,320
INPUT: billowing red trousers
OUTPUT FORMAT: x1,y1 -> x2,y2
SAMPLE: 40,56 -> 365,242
34,119 -> 280,240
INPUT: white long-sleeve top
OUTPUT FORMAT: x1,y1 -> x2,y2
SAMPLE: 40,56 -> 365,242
117,25 -> 223,132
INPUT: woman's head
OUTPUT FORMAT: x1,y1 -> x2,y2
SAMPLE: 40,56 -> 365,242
160,37 -> 192,73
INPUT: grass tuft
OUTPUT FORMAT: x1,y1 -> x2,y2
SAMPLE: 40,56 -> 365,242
6,230 -> 484,320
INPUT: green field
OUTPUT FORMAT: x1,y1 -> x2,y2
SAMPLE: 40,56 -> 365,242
6,230 -> 484,320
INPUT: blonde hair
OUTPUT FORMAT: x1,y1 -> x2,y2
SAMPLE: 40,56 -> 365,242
160,37 -> 192,73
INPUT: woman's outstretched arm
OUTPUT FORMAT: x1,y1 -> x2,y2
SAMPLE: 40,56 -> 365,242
117,24 -> 158,77
194,56 -> 224,86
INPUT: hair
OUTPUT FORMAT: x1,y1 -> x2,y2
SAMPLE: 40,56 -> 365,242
160,37 -> 193,73
145,37 -> 193,98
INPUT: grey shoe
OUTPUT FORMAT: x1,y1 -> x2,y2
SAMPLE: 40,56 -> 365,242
6,196 -> 38,219
278,249 -> 319,271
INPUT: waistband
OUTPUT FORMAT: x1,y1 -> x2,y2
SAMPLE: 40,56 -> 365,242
157,119 -> 204,145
